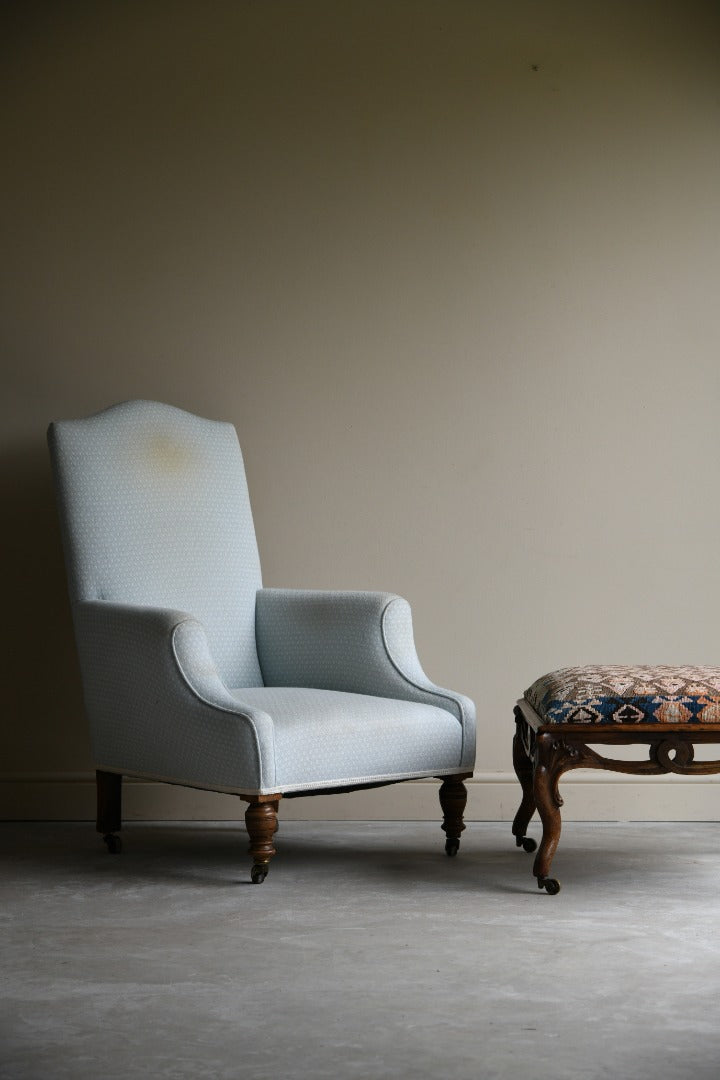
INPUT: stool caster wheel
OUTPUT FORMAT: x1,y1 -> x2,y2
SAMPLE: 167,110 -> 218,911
250,863 -> 268,884
537,876 -> 561,895
521,837 -> 537,853
102,833 -> 122,854
445,838 -> 460,857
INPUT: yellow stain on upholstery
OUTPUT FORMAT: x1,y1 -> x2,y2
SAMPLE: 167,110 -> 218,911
145,434 -> 195,473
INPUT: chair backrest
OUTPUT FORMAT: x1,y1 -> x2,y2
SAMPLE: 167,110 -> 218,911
48,400 -> 264,687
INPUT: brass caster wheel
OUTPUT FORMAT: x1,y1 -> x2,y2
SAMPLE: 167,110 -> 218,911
537,876 -> 561,895
445,838 -> 460,857
250,863 -> 268,884
521,837 -> 537,853
103,833 -> 122,854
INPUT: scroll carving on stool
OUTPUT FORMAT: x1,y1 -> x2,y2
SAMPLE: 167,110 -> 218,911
532,734 -> 593,895
651,737 -> 720,774
512,663 -> 720,894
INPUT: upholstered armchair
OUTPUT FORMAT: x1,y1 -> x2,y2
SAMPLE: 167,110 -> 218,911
48,401 -> 475,882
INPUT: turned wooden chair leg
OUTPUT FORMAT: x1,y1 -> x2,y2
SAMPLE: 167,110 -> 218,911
96,770 -> 122,853
438,774 -> 471,857
512,711 -> 537,854
242,795 -> 282,883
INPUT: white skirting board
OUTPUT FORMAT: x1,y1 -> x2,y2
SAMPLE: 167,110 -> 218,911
2,772 -> 720,821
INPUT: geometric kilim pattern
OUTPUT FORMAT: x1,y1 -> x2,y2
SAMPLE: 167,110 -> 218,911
525,665 -> 720,725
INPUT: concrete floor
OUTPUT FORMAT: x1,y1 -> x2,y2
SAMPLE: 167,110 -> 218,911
3,821 -> 720,1080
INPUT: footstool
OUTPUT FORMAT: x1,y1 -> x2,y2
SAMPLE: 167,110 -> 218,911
512,665 -> 720,894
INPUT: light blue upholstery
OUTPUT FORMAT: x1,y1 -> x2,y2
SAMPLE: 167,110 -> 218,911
229,688 -> 464,792
49,401 -> 476,796
256,589 -> 475,773
74,600 -> 274,792
48,400 -> 263,687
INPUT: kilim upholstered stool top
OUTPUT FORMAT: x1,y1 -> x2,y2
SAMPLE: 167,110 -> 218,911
511,666 -> 720,894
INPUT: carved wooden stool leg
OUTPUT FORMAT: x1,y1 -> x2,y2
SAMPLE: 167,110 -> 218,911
532,733 -> 572,895
511,710 -> 537,854
438,774 -> 471,857
243,795 -> 281,884
96,770 -> 122,853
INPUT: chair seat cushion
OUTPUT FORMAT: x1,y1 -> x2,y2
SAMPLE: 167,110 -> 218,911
229,686 -> 464,791
525,665 -> 720,725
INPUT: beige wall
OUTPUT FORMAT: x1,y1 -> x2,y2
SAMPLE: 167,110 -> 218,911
3,0 -> 720,821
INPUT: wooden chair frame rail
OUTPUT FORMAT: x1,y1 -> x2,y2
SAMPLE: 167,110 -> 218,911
95,769 -> 473,881
511,705 -> 720,894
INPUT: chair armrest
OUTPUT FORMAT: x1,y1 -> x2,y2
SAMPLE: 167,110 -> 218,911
75,600 -> 276,791
255,589 -> 475,744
